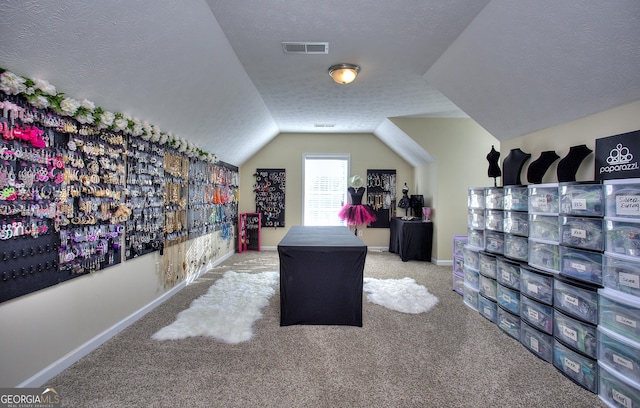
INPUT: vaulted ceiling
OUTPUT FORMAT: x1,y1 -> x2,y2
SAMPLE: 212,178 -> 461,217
1,1 -> 639,166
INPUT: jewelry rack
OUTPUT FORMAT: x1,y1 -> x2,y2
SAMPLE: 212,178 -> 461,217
254,168 -> 285,228
366,169 -> 396,228
0,91 -> 239,303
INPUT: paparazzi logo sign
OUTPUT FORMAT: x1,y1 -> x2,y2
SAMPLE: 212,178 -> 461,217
0,387 -> 60,408
595,130 -> 640,180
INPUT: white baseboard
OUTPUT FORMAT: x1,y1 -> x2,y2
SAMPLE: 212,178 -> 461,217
434,259 -> 453,266
19,251 -> 235,388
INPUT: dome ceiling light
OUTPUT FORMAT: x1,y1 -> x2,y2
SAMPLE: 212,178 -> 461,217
328,63 -> 360,85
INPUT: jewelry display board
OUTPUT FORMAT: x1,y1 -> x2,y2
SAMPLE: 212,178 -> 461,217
366,169 -> 396,228
0,87 -> 238,304
238,212 -> 260,252
188,160 -> 238,240
255,168 -> 285,227
125,138 -> 165,259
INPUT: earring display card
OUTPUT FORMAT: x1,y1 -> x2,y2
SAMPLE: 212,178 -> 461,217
367,169 -> 396,228
255,168 -> 285,228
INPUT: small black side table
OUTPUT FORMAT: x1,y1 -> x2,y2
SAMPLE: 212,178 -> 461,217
389,218 -> 433,262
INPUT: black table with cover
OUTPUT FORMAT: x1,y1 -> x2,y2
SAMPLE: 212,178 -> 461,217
389,218 -> 433,262
278,226 -> 367,326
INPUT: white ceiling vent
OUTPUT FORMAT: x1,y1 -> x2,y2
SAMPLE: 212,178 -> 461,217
282,42 -> 329,54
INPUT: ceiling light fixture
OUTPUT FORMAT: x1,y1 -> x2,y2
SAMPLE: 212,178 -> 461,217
328,63 -> 360,85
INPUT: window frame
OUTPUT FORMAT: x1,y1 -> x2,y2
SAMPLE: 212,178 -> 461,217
301,153 -> 351,226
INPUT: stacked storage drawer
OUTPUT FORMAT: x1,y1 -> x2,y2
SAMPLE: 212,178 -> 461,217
464,187 -> 485,311
520,265 -> 555,362
528,183 -> 561,274
484,187 -> 504,256
496,256 -> 521,340
503,185 -> 529,262
559,182 -> 604,285
478,251 -> 498,322
598,178 -> 640,406
453,235 -> 468,295
553,275 -> 600,393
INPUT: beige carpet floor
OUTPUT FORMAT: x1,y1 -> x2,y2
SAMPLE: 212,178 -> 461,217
49,250 -> 606,407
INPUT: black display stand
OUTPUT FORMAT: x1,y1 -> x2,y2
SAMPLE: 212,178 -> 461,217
366,169 -> 396,228
255,168 -> 285,227
389,218 -> 433,262
238,212 -> 260,252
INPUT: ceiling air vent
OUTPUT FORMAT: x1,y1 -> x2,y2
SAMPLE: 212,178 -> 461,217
282,42 -> 329,54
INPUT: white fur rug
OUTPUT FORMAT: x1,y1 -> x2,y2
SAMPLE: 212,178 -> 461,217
152,271 -> 279,344
363,277 -> 439,314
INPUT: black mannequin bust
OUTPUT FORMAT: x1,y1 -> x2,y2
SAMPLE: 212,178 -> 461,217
487,145 -> 501,186
527,150 -> 560,184
557,144 -> 592,182
502,148 -> 531,186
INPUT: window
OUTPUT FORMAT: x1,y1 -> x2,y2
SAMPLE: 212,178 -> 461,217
303,154 -> 350,226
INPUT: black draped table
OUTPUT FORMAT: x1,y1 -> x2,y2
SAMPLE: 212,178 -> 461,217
389,218 -> 433,262
278,226 -> 367,326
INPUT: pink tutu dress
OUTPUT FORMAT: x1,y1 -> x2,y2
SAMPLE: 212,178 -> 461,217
338,187 -> 377,226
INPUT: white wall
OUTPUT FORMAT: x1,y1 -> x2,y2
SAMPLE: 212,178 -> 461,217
0,232 -> 235,387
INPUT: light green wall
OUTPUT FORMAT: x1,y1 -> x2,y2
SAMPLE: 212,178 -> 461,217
391,118 -> 500,262
239,133 -> 413,248
500,100 -> 640,183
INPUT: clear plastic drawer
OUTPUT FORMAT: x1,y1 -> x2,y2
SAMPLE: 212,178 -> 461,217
504,185 -> 528,212
484,187 -> 504,210
560,246 -> 603,285
603,253 -> 640,298
554,277 -> 599,325
553,340 -> 598,393
504,234 -> 529,262
554,309 -> 598,358
559,182 -> 604,217
560,216 -> 604,252
485,231 -> 504,255
520,294 -> 553,335
468,187 -> 485,210
504,211 -> 529,236
604,178 -> 640,218
478,251 -> 497,279
485,209 -> 504,232
528,183 -> 559,214
479,274 -> 497,301
529,214 -> 560,242
496,257 -> 521,290
605,218 -> 640,259
520,265 -> 554,305
521,321 -> 553,363
528,239 -> 560,274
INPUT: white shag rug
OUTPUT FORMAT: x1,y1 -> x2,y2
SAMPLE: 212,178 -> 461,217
363,277 -> 439,314
152,271 -> 279,344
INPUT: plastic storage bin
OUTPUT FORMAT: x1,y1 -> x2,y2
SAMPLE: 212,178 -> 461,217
478,251 -> 497,279
504,211 -> 529,236
504,185 -> 529,212
464,246 -> 480,271
528,239 -> 560,273
553,277 -> 599,325
454,256 -> 464,274
560,182 -> 604,217
529,213 -> 560,242
605,218 -> 640,259
453,235 -> 468,257
504,234 -> 529,262
479,274 -> 497,301
520,266 -> 554,305
497,283 -> 520,315
498,306 -> 521,340
464,265 -> 480,290
468,208 -> 485,230
478,295 -> 497,323
553,339 -> 598,393
603,253 -> 640,298
604,178 -> 640,219
467,227 -> 484,250
453,272 -> 464,295
485,209 -> 504,232
528,184 -> 560,214
598,361 -> 640,408
554,309 -> 598,358
496,257 -> 521,290
599,288 -> 640,342
468,187 -> 485,210
560,246 -> 603,285
463,284 -> 479,311
598,325 -> 640,385
485,231 -> 504,255
484,187 -> 504,210
521,321 -> 554,363
560,216 -> 605,251
520,294 -> 554,334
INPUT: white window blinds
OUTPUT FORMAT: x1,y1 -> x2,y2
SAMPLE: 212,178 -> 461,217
303,154 -> 349,226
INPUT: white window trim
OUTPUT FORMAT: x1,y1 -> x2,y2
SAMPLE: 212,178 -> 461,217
302,153 -> 351,226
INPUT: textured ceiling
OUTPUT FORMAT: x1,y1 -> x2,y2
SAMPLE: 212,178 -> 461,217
1,1 -> 639,166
